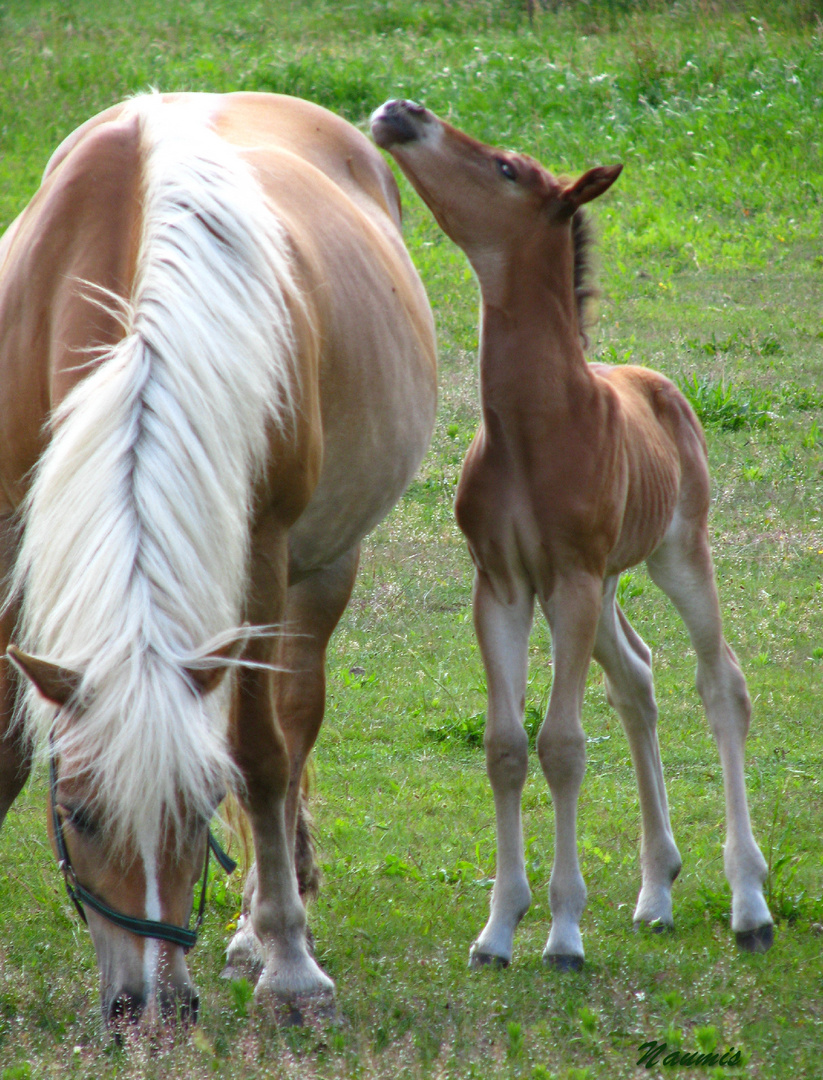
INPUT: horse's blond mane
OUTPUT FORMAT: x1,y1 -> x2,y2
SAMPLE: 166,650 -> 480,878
11,95 -> 301,853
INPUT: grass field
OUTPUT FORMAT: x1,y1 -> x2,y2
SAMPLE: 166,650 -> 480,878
0,1 -> 822,1077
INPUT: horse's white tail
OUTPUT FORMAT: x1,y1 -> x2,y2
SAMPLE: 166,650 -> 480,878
12,95 -> 301,852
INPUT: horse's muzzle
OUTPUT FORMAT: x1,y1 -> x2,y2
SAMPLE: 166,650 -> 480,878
105,983 -> 200,1030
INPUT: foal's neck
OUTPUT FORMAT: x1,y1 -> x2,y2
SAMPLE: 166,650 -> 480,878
473,229 -> 593,424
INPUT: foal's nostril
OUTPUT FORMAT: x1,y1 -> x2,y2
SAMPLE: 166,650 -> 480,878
107,991 -> 144,1026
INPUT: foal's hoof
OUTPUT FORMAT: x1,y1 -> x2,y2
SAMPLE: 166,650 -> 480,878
736,923 -> 774,954
469,950 -> 509,970
544,954 -> 584,973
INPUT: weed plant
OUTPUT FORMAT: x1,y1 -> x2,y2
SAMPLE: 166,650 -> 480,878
0,1 -> 821,1078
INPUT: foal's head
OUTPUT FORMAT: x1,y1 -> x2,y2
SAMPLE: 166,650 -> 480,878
9,646 -> 237,1032
371,100 -> 621,299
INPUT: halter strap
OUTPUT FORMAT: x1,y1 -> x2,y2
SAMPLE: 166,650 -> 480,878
49,744 -> 236,952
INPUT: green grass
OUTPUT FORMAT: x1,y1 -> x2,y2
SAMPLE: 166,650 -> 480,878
1,1 -> 822,1077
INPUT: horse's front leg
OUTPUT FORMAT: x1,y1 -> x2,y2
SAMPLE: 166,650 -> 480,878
469,569 -> 535,968
0,654 -> 30,829
223,548 -> 360,980
277,547 -> 360,896
231,656 -> 333,999
228,530 -> 333,1001
0,529 -> 30,829
537,573 -> 602,970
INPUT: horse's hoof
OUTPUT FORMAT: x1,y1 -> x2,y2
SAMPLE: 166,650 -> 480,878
634,919 -> 674,935
469,950 -> 509,970
544,953 -> 584,972
736,923 -> 774,954
254,956 -> 336,1005
259,989 -> 340,1028
224,914 -> 265,980
220,959 -> 263,981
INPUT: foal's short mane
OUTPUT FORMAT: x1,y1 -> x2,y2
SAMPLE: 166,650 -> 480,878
571,208 -> 598,351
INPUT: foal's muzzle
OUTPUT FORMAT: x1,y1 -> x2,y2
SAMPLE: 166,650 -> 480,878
370,99 -> 433,149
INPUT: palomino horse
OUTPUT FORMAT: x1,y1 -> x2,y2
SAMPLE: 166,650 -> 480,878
0,92 -> 436,1025
371,100 -> 773,970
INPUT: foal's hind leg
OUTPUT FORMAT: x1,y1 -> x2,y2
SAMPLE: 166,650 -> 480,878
647,526 -> 773,951
469,570 -> 535,969
593,576 -> 681,929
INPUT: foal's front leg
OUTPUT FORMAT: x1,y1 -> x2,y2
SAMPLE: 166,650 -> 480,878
469,570 -> 535,968
537,574 -> 602,970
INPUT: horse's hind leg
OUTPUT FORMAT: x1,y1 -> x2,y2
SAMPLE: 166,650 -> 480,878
593,576 -> 681,929
224,547 -> 360,981
646,525 -> 773,952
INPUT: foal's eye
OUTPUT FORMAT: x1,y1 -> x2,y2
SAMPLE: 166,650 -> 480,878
497,159 -> 518,181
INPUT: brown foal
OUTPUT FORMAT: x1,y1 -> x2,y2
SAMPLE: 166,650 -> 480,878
372,99 -> 773,970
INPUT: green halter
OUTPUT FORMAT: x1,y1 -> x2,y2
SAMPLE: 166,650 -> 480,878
49,740 -> 236,952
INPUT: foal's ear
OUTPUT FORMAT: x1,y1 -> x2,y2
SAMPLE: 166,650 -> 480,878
555,164 -> 623,219
184,627 -> 251,696
6,645 -> 82,707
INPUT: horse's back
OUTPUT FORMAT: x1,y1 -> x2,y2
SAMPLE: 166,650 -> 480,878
209,93 -> 438,572
0,92 -> 437,574
0,109 -> 144,509
212,93 -> 404,228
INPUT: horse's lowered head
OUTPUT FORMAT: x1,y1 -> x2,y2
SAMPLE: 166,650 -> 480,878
371,99 -> 621,295
8,643 -> 239,1031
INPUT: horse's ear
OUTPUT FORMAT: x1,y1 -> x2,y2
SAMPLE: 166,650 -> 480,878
6,645 -> 82,707
185,628 -> 251,696
555,164 -> 623,219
